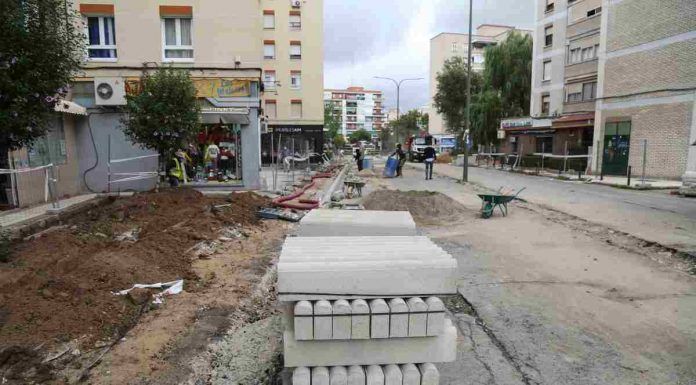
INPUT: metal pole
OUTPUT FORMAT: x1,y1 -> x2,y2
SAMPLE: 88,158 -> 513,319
107,134 -> 111,194
291,137 -> 295,183
627,165 -> 632,186
541,142 -> 545,171
271,131 -> 276,191
563,140 -> 568,174
462,0 -> 473,182
641,139 -> 647,185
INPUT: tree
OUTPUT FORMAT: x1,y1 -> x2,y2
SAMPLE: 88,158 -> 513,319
433,57 -> 483,139
419,113 -> 429,132
470,90 -> 503,147
122,68 -> 200,172
348,129 -> 372,144
483,32 -> 533,117
324,104 -> 342,148
389,109 -> 427,143
0,0 -> 85,153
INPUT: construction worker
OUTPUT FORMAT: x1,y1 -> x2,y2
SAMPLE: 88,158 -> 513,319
391,143 -> 406,177
423,144 -> 436,180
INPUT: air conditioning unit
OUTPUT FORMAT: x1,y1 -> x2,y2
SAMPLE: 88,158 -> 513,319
290,0 -> 301,7
94,77 -> 126,106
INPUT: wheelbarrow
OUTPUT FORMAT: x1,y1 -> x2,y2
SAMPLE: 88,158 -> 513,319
477,188 -> 526,219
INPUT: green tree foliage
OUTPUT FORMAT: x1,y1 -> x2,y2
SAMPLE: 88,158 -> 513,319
433,57 -> 483,136
390,109 -> 428,143
470,90 -> 503,146
419,113 -> 429,132
0,0 -> 85,152
323,104 -> 342,148
122,68 -> 200,168
348,129 -> 372,144
483,31 -> 533,116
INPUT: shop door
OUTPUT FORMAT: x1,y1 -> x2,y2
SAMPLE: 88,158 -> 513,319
602,121 -> 631,175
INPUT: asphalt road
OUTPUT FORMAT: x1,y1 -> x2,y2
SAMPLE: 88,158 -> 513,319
409,162 -> 696,253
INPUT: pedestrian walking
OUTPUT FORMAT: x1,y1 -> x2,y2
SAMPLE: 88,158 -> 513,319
355,148 -> 363,171
391,143 -> 406,177
423,144 -> 436,180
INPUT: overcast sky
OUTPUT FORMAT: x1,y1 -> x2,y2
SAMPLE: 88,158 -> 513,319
323,0 -> 535,111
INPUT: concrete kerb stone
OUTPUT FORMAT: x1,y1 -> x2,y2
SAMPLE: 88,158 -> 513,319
321,164 -> 349,207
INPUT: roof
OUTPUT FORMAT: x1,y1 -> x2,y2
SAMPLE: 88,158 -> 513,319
552,113 -> 595,128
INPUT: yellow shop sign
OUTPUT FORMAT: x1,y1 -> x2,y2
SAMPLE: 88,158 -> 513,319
194,79 -> 251,98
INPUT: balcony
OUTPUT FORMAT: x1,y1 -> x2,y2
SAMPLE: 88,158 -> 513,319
565,60 -> 598,79
563,100 -> 596,114
472,35 -> 497,49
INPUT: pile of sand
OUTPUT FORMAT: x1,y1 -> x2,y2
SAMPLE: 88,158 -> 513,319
362,190 -> 472,225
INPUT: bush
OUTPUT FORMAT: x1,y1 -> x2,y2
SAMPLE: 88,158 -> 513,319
436,153 -> 452,164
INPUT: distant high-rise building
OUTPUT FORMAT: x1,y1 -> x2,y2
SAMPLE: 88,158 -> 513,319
429,25 -> 532,135
324,87 -> 386,139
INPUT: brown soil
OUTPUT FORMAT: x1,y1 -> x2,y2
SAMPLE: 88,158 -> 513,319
362,189 -> 473,225
0,188 -> 275,384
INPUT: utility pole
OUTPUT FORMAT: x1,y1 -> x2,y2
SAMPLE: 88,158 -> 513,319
462,0 -> 473,182
374,76 -> 423,144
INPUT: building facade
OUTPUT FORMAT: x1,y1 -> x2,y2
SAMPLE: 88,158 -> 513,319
429,25 -> 532,135
593,0 -> 696,185
260,0 -> 324,164
324,87 -> 386,139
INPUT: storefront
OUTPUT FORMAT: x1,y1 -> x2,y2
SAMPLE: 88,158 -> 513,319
551,113 -> 594,156
260,125 -> 324,166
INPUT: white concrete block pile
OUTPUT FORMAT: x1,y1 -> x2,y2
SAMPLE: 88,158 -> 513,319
279,210 -> 457,385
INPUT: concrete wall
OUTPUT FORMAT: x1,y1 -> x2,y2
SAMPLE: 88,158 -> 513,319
241,108 -> 261,189
261,0 -> 324,127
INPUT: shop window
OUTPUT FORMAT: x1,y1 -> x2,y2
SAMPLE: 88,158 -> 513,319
582,82 -> 596,101
263,11 -> 275,29
162,17 -> 193,61
289,12 -> 301,30
290,71 -> 301,89
541,94 -> 550,115
290,41 -> 301,60
265,100 -> 277,119
264,41 -> 275,59
536,136 -> 553,153
264,71 -> 276,90
85,16 -> 117,60
291,100 -> 302,118
28,118 -> 67,167
543,60 -> 551,81
544,25 -> 553,47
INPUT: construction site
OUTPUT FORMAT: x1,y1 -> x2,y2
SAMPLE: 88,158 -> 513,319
1,153 -> 695,385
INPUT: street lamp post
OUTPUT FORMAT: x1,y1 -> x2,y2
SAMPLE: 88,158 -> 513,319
374,76 -> 423,144
463,0 -> 473,183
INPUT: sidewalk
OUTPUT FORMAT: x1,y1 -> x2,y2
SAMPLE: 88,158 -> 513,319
0,193 -> 98,228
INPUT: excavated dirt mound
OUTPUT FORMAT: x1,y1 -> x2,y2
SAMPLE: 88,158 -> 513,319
363,190 -> 472,225
0,189 -> 270,381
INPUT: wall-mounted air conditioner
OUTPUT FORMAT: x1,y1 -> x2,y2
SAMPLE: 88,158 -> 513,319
290,0 -> 301,8
94,77 -> 126,106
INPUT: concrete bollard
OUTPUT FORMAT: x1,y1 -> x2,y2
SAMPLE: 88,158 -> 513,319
407,297 -> 427,337
369,299 -> 389,339
400,363 -> 421,385
350,299 -> 370,339
383,364 -> 403,385
425,297 -> 445,336
388,298 -> 409,338
312,366 -> 330,385
347,365 -> 366,385
293,367 -> 311,385
332,300 -> 352,340
294,301 -> 314,340
314,300 -> 333,340
419,363 -> 440,385
366,365 -> 384,385
330,366 -> 348,385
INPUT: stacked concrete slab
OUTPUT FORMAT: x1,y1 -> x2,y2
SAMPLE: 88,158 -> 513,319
279,210 -> 457,385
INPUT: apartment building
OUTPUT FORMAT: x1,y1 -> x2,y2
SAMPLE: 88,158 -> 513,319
324,87 -> 386,139
429,25 -> 532,135
592,0 -> 696,186
260,0 -> 324,163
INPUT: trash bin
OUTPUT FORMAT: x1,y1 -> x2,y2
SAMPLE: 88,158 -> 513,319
383,157 -> 398,178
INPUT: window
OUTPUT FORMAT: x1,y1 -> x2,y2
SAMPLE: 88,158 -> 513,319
451,42 -> 458,52
263,11 -> 275,29
28,117 -> 67,167
587,7 -> 601,18
291,100 -> 302,118
265,100 -> 277,119
263,71 -> 276,90
541,94 -> 550,115
567,92 -> 582,103
582,82 -> 596,101
162,17 -> 193,60
594,44 -> 599,58
544,25 -> 553,47
85,16 -> 116,60
545,0 -> 554,12
290,41 -> 301,59
290,71 -> 301,89
536,136 -> 553,153
264,41 -> 275,59
289,12 -> 301,30
542,60 -> 551,81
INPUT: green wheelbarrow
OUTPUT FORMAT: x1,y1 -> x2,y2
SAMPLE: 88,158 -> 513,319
477,188 -> 526,219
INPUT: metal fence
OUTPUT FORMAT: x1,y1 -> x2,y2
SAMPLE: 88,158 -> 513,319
0,164 -> 60,228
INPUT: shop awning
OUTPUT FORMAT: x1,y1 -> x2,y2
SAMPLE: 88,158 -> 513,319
552,113 -> 594,128
54,99 -> 87,116
199,107 -> 250,125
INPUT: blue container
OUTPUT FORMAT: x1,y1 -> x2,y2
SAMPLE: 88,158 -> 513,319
362,157 -> 373,170
383,157 -> 398,178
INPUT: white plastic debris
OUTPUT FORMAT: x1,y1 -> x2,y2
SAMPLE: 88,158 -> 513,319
113,279 -> 184,304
